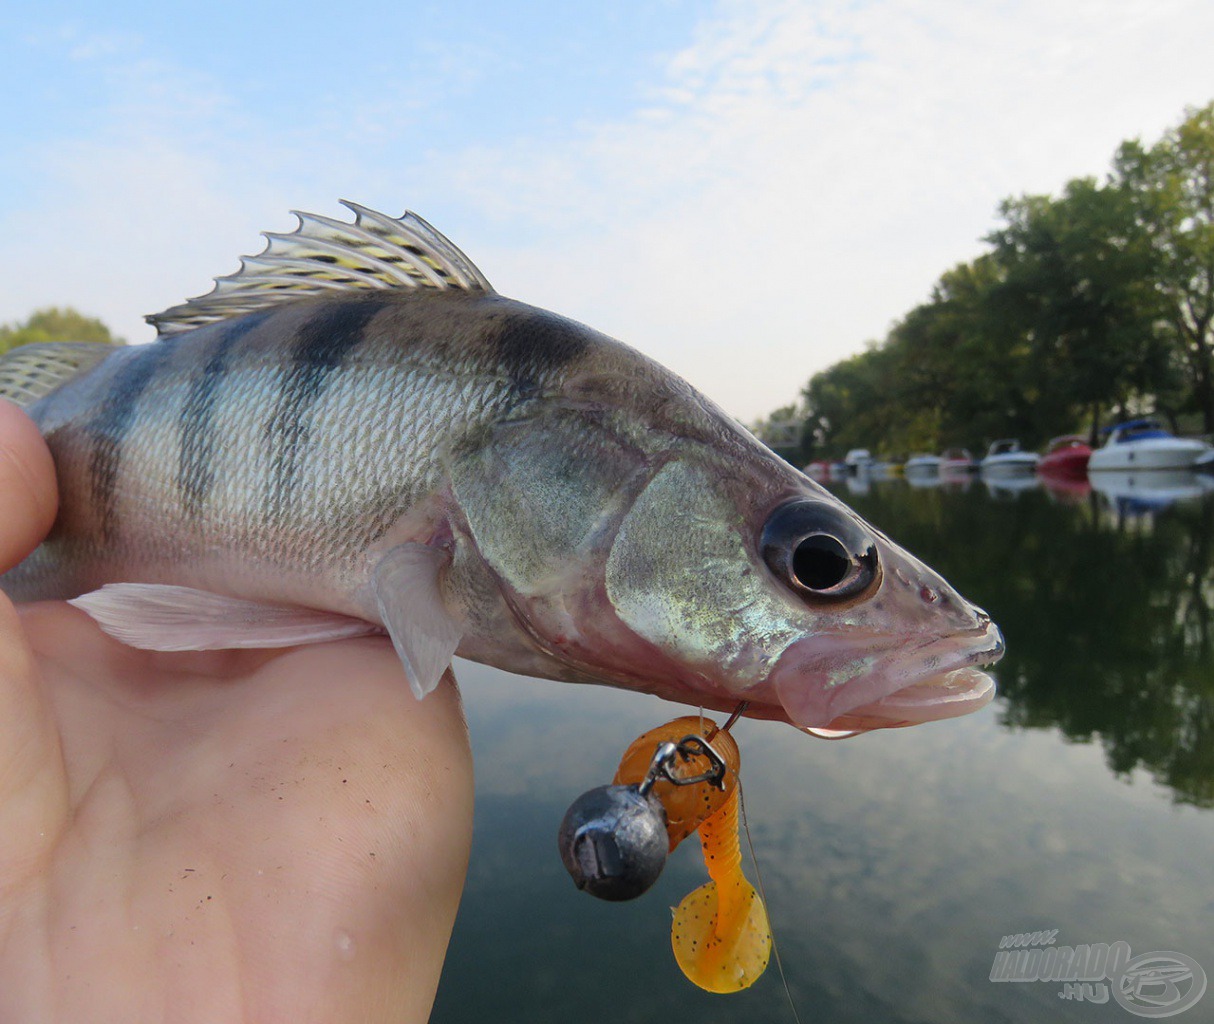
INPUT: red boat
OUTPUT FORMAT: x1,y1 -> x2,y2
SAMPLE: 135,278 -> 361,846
1037,435 -> 1091,479
804,460 -> 831,481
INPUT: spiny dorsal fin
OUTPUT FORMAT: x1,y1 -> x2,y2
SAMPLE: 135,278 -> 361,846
146,201 -> 495,337
0,341 -> 117,408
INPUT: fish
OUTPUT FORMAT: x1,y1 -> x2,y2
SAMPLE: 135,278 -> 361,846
0,201 -> 1003,735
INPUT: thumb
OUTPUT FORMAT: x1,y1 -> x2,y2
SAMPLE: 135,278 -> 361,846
0,399 -> 57,572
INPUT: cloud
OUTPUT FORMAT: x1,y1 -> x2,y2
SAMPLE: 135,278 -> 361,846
2,0 -> 1212,423
429,0 -> 1214,420
0,32 -> 421,346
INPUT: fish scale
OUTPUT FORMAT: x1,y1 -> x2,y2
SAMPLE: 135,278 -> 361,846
0,201 -> 1002,725
10,295 -> 536,601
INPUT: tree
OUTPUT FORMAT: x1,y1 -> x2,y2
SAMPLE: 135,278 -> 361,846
752,402 -> 809,464
786,100 -> 1214,455
1116,102 -> 1214,432
990,178 -> 1173,440
802,345 -> 895,457
0,307 -> 123,355
897,256 -> 1034,449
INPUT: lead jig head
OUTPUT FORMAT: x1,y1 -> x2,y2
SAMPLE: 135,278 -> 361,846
557,783 -> 669,901
558,727 -> 734,900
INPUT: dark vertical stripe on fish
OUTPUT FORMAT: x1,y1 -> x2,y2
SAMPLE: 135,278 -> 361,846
266,298 -> 385,513
178,311 -> 271,517
88,339 -> 180,537
491,309 -> 590,397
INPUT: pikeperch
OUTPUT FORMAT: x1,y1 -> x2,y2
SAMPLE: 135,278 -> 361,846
0,202 -> 1003,734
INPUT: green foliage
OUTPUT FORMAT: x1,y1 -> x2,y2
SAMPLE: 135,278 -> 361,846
1115,104 -> 1214,431
989,176 -> 1175,437
751,402 -> 809,463
785,101 -> 1214,458
0,307 -> 123,355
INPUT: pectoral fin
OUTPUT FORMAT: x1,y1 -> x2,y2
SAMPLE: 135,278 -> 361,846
371,543 -> 464,701
69,583 -> 380,649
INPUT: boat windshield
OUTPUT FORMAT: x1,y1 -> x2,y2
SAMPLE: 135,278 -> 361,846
1115,426 -> 1171,443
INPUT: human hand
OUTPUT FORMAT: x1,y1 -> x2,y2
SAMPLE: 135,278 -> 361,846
0,399 -> 474,1024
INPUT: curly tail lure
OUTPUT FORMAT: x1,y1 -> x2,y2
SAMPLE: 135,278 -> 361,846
557,712 -> 772,993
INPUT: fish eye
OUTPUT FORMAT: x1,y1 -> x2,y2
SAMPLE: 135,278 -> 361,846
760,500 -> 879,600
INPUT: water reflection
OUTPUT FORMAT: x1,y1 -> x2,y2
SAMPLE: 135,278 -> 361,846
1039,473 -> 1091,504
980,473 -> 1040,500
831,476 -> 1214,808
1089,470 -> 1214,522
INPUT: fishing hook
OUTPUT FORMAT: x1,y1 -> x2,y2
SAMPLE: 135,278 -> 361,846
638,734 -> 728,796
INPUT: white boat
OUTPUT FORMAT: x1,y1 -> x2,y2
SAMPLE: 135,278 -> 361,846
979,439 -> 1040,477
843,448 -> 872,474
1087,420 -> 1212,472
903,453 -> 941,477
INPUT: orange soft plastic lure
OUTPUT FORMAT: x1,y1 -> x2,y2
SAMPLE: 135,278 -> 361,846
613,716 -> 772,993
613,716 -> 739,848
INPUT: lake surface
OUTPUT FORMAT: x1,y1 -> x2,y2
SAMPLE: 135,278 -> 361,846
431,471 -> 1214,1023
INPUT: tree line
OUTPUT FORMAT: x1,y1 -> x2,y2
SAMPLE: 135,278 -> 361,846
0,307 -> 123,355
757,102 -> 1214,464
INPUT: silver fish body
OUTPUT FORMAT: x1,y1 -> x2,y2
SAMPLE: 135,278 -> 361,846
0,204 -> 1003,734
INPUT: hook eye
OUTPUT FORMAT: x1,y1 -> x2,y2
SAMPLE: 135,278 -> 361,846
639,735 -> 728,794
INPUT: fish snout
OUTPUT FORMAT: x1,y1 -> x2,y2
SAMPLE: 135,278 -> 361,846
982,617 -> 1006,661
769,619 -> 1002,732
877,542 -> 992,636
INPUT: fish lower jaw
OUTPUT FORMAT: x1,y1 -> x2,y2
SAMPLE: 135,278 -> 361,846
773,622 -> 1005,737
810,667 -> 997,736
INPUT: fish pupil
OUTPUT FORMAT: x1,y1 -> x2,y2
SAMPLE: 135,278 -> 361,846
793,535 -> 852,591
760,498 -> 879,600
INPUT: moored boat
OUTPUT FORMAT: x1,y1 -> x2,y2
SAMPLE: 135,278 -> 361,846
804,460 -> 830,481
1037,435 -> 1091,479
979,439 -> 1039,477
844,448 -> 872,475
1087,419 -> 1212,472
903,453 -> 942,477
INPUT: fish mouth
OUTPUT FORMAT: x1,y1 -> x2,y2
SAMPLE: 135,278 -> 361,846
769,619 -> 1004,735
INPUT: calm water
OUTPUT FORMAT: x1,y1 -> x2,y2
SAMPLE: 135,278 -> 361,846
431,472 -> 1214,1023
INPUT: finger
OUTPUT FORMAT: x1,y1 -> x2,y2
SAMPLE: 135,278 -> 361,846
0,399 -> 57,573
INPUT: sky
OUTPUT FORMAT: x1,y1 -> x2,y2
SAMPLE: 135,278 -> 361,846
2,0 -> 1213,423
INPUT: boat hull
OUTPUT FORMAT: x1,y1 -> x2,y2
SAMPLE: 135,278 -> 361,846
1088,438 -> 1211,472
1038,448 -> 1090,479
980,455 -> 1040,477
